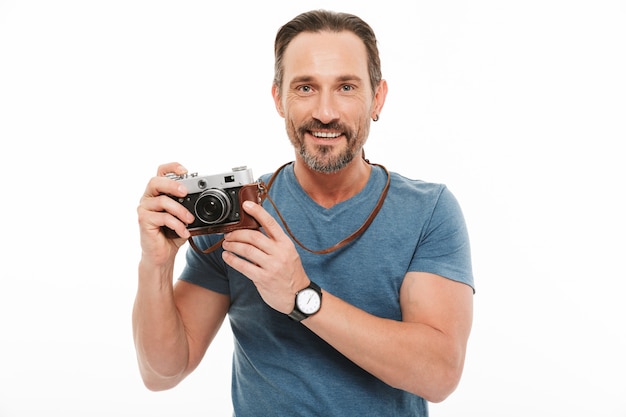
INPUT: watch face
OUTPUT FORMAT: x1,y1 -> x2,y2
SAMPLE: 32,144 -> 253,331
296,288 -> 321,315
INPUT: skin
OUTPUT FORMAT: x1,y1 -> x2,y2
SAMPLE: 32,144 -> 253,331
133,30 -> 473,403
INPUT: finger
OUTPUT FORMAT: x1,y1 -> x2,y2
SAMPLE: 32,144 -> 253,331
222,249 -> 262,281
138,193 -> 194,232
137,207 -> 191,240
143,175 -> 189,199
141,194 -> 195,224
161,215 -> 191,240
156,162 -> 188,177
223,229 -> 273,259
222,237 -> 269,265
241,200 -> 285,241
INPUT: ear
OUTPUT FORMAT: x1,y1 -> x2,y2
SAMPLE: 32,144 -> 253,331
371,79 -> 388,120
272,84 -> 285,118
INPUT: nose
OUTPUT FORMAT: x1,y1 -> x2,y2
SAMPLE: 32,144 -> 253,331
312,90 -> 339,124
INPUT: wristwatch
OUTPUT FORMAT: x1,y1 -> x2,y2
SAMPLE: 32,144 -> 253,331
288,281 -> 322,322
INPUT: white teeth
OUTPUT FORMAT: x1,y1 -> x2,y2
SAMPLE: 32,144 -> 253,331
312,131 -> 341,138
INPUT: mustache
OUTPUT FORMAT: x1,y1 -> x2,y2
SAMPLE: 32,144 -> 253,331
298,120 -> 349,134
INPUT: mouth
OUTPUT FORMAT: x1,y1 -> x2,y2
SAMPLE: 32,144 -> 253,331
310,131 -> 343,140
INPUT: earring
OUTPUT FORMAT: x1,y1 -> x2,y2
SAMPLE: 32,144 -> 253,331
372,114 -> 379,122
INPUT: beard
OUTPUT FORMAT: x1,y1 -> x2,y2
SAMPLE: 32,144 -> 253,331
287,119 -> 369,174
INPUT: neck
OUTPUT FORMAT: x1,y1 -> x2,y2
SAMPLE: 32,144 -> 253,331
293,156 -> 372,208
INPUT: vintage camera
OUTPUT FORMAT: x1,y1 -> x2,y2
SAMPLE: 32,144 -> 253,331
163,166 -> 261,238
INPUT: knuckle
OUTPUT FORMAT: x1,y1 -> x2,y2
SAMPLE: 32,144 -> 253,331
241,243 -> 258,259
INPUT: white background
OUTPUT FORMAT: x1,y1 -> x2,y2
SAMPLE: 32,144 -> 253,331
1,1 -> 625,415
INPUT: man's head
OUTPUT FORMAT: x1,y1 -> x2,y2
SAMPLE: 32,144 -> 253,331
273,10 -> 382,97
272,10 -> 387,174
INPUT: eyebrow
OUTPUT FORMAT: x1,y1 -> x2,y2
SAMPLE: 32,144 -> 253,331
289,74 -> 365,85
290,75 -> 314,85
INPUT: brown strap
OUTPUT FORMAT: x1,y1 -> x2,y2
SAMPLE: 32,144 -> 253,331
189,236 -> 224,254
189,159 -> 390,256
263,161 -> 390,255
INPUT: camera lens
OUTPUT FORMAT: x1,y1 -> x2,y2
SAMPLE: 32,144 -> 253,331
194,189 -> 232,224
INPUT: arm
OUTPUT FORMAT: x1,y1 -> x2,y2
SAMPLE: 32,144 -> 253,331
222,201 -> 473,402
303,272 -> 473,403
133,267 -> 230,391
133,162 -> 230,391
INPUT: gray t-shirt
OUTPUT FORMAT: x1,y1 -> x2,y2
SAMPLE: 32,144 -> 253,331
180,162 -> 474,417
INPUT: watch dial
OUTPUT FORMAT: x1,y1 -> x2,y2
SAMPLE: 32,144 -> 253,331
296,288 -> 321,314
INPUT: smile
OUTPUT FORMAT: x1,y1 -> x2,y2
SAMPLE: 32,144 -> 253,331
311,131 -> 342,139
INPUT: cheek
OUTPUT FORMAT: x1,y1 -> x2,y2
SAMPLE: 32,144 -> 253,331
352,116 -> 371,143
283,110 -> 308,134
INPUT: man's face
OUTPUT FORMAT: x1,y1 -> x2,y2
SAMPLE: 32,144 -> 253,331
273,31 -> 380,173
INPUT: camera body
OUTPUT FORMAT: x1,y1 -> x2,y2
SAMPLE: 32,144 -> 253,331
163,166 -> 261,238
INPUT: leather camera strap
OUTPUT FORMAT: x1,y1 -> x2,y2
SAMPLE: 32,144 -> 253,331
261,160 -> 390,255
189,236 -> 223,254
189,159 -> 390,256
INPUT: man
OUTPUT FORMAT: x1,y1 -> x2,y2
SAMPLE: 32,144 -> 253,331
134,9 -> 474,416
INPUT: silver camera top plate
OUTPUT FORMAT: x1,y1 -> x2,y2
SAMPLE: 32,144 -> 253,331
168,166 -> 255,194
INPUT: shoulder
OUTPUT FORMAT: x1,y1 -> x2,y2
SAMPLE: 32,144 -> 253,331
383,168 -> 468,240
389,170 -> 445,194
385,169 -> 457,209
258,162 -> 294,185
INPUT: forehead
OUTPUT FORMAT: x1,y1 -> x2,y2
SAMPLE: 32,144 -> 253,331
282,30 -> 369,80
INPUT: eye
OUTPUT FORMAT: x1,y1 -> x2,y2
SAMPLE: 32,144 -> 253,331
298,85 -> 312,93
341,84 -> 354,92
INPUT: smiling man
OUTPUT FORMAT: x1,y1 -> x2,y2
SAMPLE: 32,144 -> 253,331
277,29 -> 376,177
134,10 -> 475,417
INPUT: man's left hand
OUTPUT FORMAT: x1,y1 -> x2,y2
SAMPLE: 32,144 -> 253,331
221,201 -> 309,314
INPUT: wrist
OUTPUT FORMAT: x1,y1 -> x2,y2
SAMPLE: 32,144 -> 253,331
288,281 -> 322,322
138,258 -> 176,290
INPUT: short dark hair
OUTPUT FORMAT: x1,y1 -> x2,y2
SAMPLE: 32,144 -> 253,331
273,10 -> 382,95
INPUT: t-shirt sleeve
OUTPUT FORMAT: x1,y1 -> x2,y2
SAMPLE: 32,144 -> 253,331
178,234 -> 231,295
409,186 -> 475,291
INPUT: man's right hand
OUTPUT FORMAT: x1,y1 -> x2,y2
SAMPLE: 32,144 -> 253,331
136,162 -> 195,266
